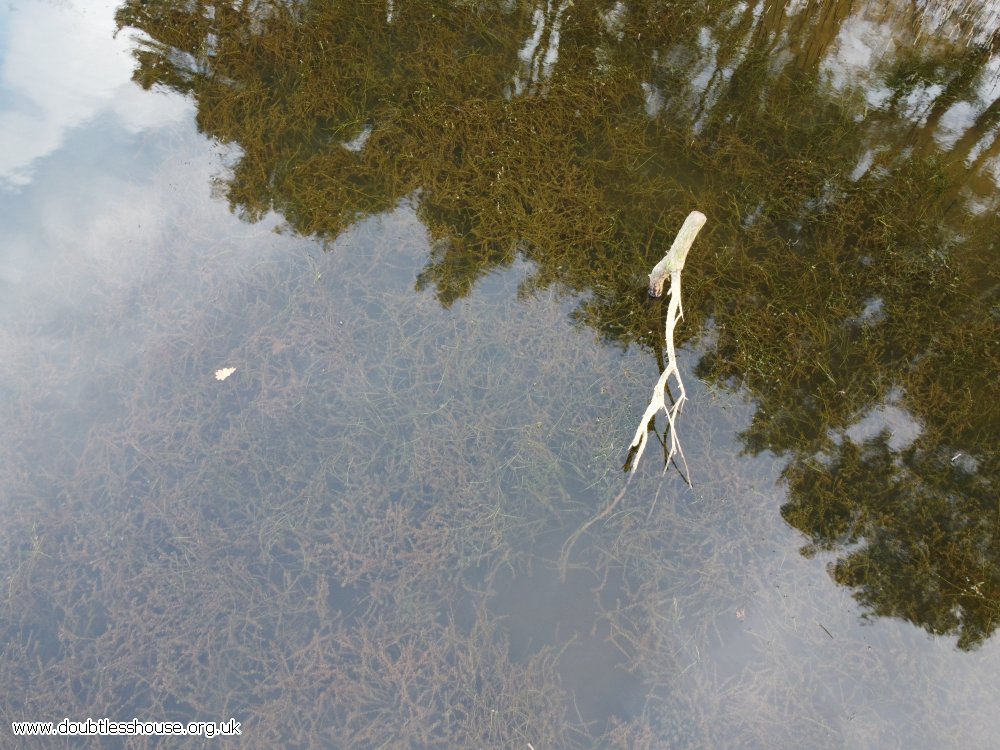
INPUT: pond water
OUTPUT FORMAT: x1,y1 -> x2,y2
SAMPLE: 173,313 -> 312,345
1,1 -> 997,748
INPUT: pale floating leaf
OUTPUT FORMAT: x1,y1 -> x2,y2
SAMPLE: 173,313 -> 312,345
214,367 -> 237,381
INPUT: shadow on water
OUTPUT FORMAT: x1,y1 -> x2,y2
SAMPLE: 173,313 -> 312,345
0,0 -> 998,747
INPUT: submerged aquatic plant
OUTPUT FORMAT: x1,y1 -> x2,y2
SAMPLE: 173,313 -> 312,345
111,0 -> 999,648
1,2 -> 996,749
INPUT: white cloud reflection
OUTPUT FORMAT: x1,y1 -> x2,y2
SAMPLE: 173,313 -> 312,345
0,0 -> 191,190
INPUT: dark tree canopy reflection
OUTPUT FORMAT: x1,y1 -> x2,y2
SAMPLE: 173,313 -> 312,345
115,0 -> 998,647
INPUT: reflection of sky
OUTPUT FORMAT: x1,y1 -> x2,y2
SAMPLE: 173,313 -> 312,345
509,0 -> 571,97
0,0 -> 195,316
0,4 -> 997,748
844,386 -> 922,453
0,0 -> 190,190
822,16 -> 894,99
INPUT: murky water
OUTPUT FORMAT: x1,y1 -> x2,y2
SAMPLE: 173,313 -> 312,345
1,1 -> 997,748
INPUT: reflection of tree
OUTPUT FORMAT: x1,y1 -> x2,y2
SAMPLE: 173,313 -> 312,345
782,432 -> 999,651
116,0 -> 657,306
116,0 -> 999,646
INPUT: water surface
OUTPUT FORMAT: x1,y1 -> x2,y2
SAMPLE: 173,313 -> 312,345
1,1 -> 998,748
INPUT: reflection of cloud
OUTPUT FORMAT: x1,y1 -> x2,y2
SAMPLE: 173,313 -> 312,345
601,1 -> 626,41
843,386 -> 922,452
0,114 -> 262,340
0,0 -> 190,190
641,82 -> 664,117
822,16 -> 895,97
342,124 -> 373,153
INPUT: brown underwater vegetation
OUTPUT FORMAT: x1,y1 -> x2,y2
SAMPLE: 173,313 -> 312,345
0,0 -> 997,747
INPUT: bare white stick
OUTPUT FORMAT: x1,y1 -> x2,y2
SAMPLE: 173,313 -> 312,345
559,211 -> 706,577
629,210 -> 706,482
647,211 -> 706,298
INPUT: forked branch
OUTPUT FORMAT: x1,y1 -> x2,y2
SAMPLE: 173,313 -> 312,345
628,210 -> 706,483
559,211 -> 706,577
